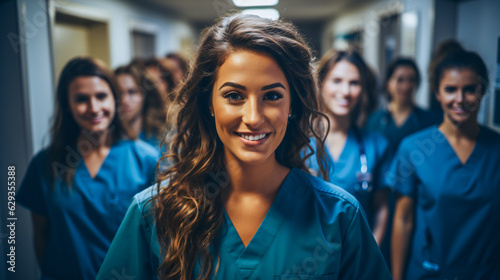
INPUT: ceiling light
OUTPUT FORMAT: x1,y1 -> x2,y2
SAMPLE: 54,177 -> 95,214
241,8 -> 280,20
232,0 -> 279,7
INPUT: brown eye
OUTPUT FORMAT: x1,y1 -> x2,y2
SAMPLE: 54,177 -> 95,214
444,86 -> 456,93
224,92 -> 243,102
263,91 -> 283,101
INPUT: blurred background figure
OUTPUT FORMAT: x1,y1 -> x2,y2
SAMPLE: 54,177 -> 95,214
115,63 -> 173,150
366,57 -> 441,148
308,50 -> 391,248
390,50 -> 500,280
144,57 -> 177,96
16,57 -> 159,280
164,52 -> 189,85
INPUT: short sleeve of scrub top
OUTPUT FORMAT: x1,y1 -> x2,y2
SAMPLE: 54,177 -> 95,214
97,168 -> 392,280
17,139 -> 160,280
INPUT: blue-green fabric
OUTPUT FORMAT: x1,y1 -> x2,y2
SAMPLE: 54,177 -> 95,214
307,127 -> 392,226
17,140 -> 159,280
97,168 -> 392,279
388,125 -> 500,280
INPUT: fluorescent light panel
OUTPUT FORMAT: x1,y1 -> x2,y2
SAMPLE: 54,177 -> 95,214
241,8 -> 280,20
232,0 -> 279,7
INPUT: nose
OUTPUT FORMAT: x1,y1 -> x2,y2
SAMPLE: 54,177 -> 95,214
242,97 -> 264,128
455,90 -> 464,103
89,97 -> 100,114
341,81 -> 351,96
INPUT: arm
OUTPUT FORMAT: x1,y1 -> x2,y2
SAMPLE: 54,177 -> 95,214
391,195 -> 414,280
31,212 -> 49,267
371,189 -> 389,246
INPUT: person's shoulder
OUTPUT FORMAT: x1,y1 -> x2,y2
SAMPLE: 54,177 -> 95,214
399,124 -> 439,149
25,149 -> 51,174
360,128 -> 389,147
292,168 -> 360,210
117,139 -> 160,158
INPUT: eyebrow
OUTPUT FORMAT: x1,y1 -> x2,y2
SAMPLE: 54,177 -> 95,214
218,82 -> 286,91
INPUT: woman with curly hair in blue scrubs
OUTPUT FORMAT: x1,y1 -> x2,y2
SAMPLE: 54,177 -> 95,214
17,57 -> 159,279
390,50 -> 500,280
97,14 -> 391,280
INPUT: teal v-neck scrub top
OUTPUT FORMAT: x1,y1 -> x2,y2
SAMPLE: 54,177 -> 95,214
97,168 -> 392,279
17,139 -> 159,280
388,125 -> 500,280
307,127 -> 392,226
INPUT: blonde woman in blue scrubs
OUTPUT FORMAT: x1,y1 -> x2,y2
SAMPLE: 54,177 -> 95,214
391,50 -> 500,280
97,14 -> 391,280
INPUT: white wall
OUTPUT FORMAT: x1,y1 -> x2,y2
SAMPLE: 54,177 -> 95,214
323,0 -> 436,109
54,0 -> 196,68
456,0 -> 500,129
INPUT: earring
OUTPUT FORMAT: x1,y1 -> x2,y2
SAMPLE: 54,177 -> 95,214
211,113 -> 214,117
288,112 -> 292,118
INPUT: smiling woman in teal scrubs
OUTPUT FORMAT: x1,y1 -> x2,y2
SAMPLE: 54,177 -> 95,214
97,14 -> 391,280
308,50 -> 391,246
390,51 -> 500,280
17,58 -> 159,280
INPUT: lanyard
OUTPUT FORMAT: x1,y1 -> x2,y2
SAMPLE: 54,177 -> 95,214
353,127 -> 372,192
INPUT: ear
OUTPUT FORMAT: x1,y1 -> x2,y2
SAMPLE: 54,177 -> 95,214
209,104 -> 214,117
435,91 -> 442,103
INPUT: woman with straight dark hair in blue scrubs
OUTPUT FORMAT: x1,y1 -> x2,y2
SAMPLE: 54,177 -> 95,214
17,57 -> 159,279
366,57 -> 441,148
390,50 -> 500,280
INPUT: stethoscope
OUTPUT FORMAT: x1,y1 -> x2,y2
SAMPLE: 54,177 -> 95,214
352,127 -> 373,193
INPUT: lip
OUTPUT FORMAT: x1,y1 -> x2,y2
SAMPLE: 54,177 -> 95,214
87,117 -> 105,124
335,98 -> 350,107
234,131 -> 271,146
451,107 -> 468,114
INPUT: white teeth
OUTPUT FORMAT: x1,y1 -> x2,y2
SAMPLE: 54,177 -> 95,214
240,134 -> 267,141
336,98 -> 348,105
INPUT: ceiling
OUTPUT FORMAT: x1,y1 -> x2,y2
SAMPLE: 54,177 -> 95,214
141,0 -> 373,24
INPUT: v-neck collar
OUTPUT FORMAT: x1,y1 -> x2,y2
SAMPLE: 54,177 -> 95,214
77,142 -> 118,180
436,126 -> 483,167
220,168 -> 305,279
325,126 -> 356,164
388,106 -> 418,129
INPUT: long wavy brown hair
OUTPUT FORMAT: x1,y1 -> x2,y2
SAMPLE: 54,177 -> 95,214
316,49 -> 376,127
152,14 -> 329,280
48,57 -> 126,185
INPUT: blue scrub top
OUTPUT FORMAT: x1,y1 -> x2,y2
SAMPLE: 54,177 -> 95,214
366,107 -> 442,149
17,139 -> 159,280
307,127 -> 392,226
388,125 -> 500,280
139,131 -> 162,150
97,168 -> 392,280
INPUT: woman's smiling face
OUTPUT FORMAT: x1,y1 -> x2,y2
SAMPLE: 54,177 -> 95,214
211,49 -> 291,166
